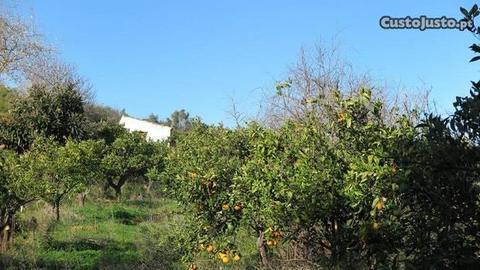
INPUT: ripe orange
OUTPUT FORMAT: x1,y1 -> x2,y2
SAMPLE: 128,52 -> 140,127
206,244 -> 214,253
375,200 -> 384,210
222,204 -> 230,211
233,254 -> 241,261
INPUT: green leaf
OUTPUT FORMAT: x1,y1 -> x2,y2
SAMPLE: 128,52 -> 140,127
470,44 -> 480,53
470,55 -> 480,62
346,117 -> 352,128
461,7 -> 470,17
470,4 -> 479,16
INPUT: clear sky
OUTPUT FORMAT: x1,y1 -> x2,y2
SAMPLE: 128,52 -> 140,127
12,0 -> 480,125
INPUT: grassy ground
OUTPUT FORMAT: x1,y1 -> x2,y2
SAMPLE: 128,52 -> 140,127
1,187 -> 187,270
0,186 -> 311,270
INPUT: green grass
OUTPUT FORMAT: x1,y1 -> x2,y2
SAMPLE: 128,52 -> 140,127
2,194 -> 184,270
1,185 -> 265,270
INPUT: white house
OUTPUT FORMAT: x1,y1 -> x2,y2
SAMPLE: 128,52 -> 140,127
119,115 -> 171,142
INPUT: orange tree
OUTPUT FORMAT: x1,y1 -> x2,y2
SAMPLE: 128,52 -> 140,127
322,90 -> 411,267
0,148 -> 43,251
386,5 -> 480,267
162,121 -> 249,265
312,88 -> 479,268
100,131 -> 161,198
0,137 -> 103,248
29,138 -> 104,221
155,6 -> 480,267
161,90 -> 412,267
232,120 -> 340,267
162,87 -> 480,268
232,89 -> 416,268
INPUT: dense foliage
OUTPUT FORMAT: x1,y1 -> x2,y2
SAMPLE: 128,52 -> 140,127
0,82 -> 87,152
159,86 -> 480,268
0,85 -> 12,115
101,131 -> 166,198
27,138 -> 104,221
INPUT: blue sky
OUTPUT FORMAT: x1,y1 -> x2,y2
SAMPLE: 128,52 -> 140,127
14,1 -> 480,125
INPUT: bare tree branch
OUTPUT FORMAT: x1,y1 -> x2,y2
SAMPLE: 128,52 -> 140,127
258,41 -> 430,128
0,10 -> 50,83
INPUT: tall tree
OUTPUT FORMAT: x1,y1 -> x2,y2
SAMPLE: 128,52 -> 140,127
0,82 -> 87,152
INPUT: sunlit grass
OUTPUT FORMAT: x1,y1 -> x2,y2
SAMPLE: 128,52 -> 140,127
4,192 -> 182,270
2,187 -> 265,270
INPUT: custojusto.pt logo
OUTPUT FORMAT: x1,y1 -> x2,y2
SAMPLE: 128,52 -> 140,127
379,16 -> 473,31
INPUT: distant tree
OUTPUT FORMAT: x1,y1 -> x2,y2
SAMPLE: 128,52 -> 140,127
166,109 -> 193,131
145,113 -> 160,124
101,132 -> 157,198
83,103 -> 125,143
145,109 -> 194,131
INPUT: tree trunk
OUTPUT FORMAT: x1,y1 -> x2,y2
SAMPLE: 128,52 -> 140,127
78,190 -> 89,206
56,203 -> 60,221
52,200 -> 61,221
144,179 -> 152,195
257,230 -> 269,268
0,213 -> 14,252
0,210 -> 5,252
107,177 -> 126,200
103,181 -> 111,197
81,193 -> 87,206
113,185 -> 122,199
7,214 -> 14,247
0,226 -> 6,252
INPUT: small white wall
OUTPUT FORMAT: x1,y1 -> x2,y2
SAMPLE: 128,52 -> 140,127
119,115 -> 171,142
